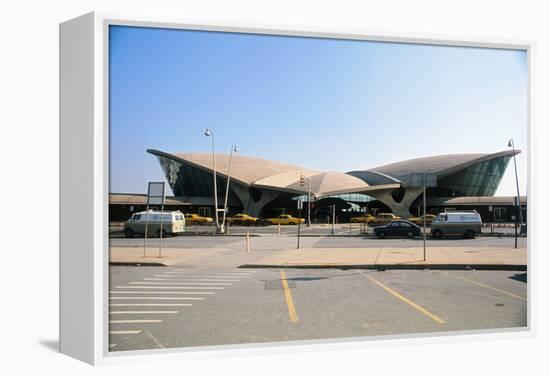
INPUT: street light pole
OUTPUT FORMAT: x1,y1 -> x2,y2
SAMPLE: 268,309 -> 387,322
204,128 -> 220,232
508,139 -> 523,248
221,145 -> 238,234
307,177 -> 311,227
508,139 -> 523,225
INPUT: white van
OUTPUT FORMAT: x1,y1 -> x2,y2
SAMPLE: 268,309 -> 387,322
123,210 -> 185,237
430,211 -> 482,239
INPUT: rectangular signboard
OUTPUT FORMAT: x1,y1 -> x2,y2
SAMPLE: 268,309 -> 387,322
410,172 -> 438,187
147,182 -> 165,206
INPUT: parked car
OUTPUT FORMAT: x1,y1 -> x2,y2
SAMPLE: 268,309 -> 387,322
266,214 -> 305,225
373,220 -> 421,239
226,213 -> 258,225
124,210 -> 185,238
350,214 -> 376,223
408,214 -> 437,226
430,211 -> 482,239
184,213 -> 213,224
370,213 -> 401,225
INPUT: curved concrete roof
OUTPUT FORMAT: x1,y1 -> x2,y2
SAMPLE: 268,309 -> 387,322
255,171 -> 372,197
148,149 -> 400,197
148,149 -> 312,186
148,149 -> 514,197
365,150 -> 519,184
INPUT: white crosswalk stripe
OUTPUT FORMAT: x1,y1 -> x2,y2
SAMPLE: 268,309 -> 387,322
109,269 -> 257,342
110,319 -> 163,324
110,291 -> 215,294
110,330 -> 142,335
110,311 -> 178,314
109,303 -> 192,307
143,275 -> 239,282
110,297 -> 204,300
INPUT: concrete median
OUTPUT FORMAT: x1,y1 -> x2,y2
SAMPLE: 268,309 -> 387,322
109,245 -> 527,270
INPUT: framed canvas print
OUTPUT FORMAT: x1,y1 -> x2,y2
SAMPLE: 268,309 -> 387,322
60,12 -> 534,365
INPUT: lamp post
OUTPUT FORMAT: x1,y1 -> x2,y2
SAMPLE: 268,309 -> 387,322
299,175 -> 312,227
221,145 -> 238,234
204,128 -> 220,232
508,139 -> 523,247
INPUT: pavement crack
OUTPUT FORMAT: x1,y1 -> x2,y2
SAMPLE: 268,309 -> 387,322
143,328 -> 165,349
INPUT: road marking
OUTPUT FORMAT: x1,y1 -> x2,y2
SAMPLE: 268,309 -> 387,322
365,275 -> 445,324
150,281 -> 233,286
109,344 -> 117,348
116,286 -> 223,290
141,279 -> 238,282
134,284 -> 225,289
280,270 -> 299,323
109,330 -> 142,335
109,303 -> 192,307
442,272 -> 527,301
117,286 -> 221,290
110,319 -> 163,324
167,271 -> 253,275
110,291 -> 215,294
110,297 -> 204,300
110,311 -> 178,314
156,275 -> 240,281
206,276 -> 248,279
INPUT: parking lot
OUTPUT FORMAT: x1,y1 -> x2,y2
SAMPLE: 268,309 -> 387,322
109,266 -> 527,352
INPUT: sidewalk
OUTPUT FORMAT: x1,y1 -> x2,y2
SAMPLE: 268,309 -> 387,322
110,245 -> 527,270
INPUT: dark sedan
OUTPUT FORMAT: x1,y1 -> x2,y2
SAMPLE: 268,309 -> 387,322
373,220 -> 421,239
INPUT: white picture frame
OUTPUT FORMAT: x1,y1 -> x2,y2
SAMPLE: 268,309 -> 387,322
59,11 -> 535,365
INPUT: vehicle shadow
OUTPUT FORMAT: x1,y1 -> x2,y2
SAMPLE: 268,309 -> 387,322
509,272 -> 527,283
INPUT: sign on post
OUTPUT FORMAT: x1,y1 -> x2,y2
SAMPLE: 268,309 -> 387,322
410,173 -> 437,262
147,182 -> 166,206
144,182 -> 166,258
410,173 -> 437,188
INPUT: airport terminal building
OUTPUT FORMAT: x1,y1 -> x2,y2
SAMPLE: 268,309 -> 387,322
120,149 -> 527,224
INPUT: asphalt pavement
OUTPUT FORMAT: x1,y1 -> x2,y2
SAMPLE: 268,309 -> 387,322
110,233 -> 527,250
108,266 -> 527,352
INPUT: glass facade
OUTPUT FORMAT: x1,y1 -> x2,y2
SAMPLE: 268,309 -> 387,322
156,156 -> 240,203
437,156 -> 511,197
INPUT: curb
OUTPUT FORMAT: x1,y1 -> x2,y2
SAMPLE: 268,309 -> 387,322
110,261 -> 167,267
237,264 -> 527,271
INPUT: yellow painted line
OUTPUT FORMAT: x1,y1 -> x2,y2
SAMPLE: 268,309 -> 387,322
366,275 -> 445,324
280,270 -> 299,323
442,272 -> 526,301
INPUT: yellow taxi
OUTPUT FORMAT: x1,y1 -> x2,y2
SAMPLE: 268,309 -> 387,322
226,213 -> 258,225
184,213 -> 214,224
350,214 -> 376,223
369,213 -> 401,225
267,214 -> 305,225
408,214 -> 436,226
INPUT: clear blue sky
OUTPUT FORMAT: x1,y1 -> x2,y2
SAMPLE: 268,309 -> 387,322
109,25 -> 528,197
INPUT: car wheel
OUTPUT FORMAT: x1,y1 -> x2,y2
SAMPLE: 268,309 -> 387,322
378,231 -> 386,239
464,230 -> 475,239
124,228 -> 134,238
432,229 -> 442,239
156,229 -> 167,238
407,231 -> 414,239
